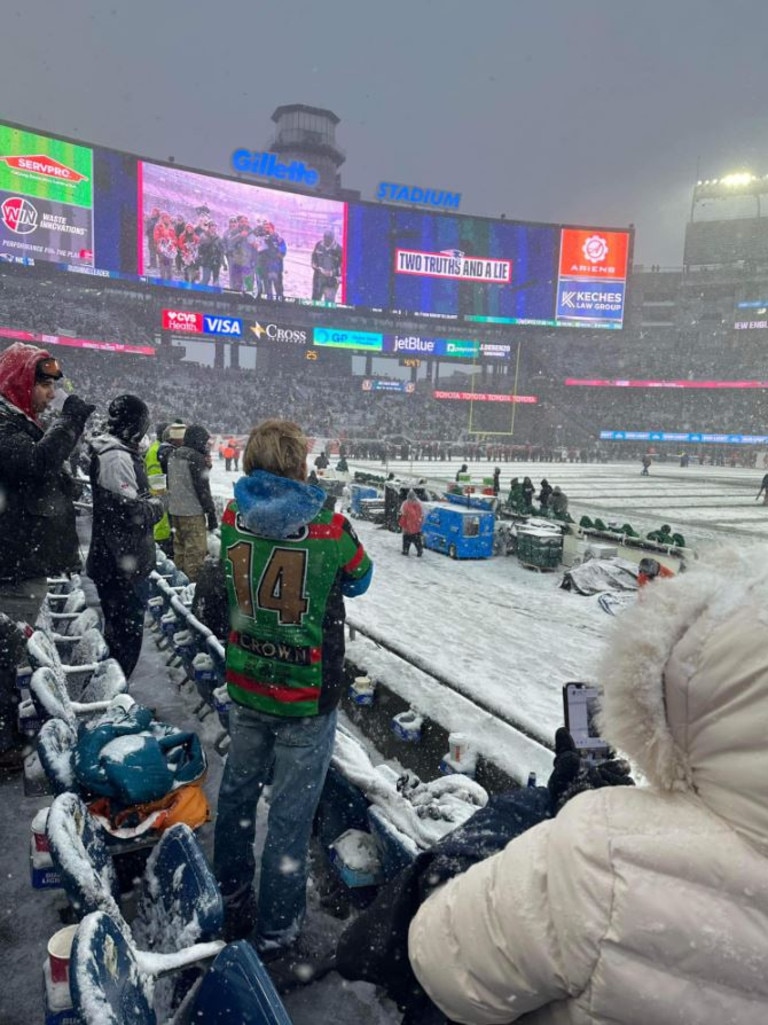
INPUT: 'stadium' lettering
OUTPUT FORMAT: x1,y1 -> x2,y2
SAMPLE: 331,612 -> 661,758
377,182 -> 462,210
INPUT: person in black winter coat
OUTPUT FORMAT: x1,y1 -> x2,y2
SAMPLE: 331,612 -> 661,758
87,394 -> 166,679
0,343 -> 94,624
521,476 -> 535,512
538,478 -> 553,513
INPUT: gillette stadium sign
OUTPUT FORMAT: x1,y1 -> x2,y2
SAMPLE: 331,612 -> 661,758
231,150 -> 319,187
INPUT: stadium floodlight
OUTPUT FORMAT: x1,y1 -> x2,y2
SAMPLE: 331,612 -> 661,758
720,172 -> 755,187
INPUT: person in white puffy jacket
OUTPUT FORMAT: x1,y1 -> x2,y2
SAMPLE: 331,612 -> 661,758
408,546 -> 768,1024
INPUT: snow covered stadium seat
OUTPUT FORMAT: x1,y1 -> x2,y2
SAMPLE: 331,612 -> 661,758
48,793 -> 225,1015
70,912 -> 289,1025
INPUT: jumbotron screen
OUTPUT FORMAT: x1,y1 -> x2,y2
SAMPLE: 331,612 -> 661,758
0,119 -> 633,330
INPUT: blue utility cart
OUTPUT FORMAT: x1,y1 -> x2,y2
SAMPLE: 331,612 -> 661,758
422,502 -> 495,559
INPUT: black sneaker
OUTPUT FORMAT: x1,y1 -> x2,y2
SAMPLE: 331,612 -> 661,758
221,885 -> 258,942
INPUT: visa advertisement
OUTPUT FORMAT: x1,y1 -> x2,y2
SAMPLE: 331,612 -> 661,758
0,124 -> 94,266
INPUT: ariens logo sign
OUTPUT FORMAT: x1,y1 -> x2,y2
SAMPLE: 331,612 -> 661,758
231,150 -> 319,187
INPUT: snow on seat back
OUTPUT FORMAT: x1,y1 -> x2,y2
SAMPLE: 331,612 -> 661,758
60,607 -> 103,639
27,630 -> 65,676
80,661 -> 127,704
70,910 -> 155,1025
37,717 -> 78,794
29,666 -> 75,726
132,823 -> 223,953
68,628 -> 110,666
46,792 -> 122,923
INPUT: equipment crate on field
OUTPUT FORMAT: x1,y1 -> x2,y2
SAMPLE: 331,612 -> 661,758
517,526 -> 563,571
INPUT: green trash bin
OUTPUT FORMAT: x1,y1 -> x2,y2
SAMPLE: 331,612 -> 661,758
517,528 -> 563,571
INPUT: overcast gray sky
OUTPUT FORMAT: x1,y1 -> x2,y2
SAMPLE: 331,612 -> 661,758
4,0 -> 768,267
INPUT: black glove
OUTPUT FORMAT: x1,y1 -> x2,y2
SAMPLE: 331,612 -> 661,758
61,394 -> 96,428
207,513 -> 218,532
547,726 -> 634,814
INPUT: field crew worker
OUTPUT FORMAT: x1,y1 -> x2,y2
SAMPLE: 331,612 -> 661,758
210,419 -> 373,980
144,421 -> 173,556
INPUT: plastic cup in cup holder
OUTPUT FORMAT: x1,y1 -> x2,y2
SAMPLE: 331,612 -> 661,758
47,924 -> 79,985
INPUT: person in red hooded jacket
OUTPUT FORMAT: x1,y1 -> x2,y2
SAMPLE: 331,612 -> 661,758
0,342 -> 94,769
398,489 -> 425,557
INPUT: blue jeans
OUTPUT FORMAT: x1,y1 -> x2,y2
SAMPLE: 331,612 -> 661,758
213,702 -> 338,949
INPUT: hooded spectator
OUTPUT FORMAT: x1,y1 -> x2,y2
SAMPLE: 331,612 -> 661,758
0,343 -> 94,769
87,394 -> 165,678
539,478 -> 553,513
167,424 -> 217,582
398,489 -> 425,557
551,484 -> 569,519
407,546 -> 768,1023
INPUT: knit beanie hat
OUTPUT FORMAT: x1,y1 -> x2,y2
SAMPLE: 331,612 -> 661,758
107,394 -> 150,445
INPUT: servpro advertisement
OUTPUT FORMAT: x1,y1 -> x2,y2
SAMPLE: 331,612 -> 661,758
0,125 -> 94,266
0,124 -> 93,266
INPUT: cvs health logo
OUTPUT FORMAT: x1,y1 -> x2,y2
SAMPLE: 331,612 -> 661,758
162,309 -> 203,333
1,196 -> 38,234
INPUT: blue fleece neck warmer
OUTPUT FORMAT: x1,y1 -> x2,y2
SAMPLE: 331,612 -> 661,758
234,469 -> 326,539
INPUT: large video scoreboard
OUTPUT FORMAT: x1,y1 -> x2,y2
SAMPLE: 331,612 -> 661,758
0,119 -> 633,332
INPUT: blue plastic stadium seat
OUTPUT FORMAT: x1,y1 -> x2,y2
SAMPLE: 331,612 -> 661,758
47,793 -> 223,948
70,912 -> 293,1025
70,911 -> 153,1025
191,940 -> 294,1025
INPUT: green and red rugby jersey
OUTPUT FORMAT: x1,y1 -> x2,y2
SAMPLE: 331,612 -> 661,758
220,499 -> 372,717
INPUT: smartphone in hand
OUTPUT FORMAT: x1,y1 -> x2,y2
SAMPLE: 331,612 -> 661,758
563,682 -> 611,764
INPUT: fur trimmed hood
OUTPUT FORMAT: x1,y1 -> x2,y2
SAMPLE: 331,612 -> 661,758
598,545 -> 768,853
234,468 -> 326,540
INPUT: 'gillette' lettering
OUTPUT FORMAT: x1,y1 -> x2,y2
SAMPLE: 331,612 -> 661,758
231,149 -> 319,186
